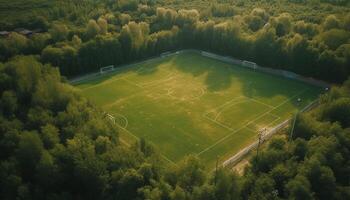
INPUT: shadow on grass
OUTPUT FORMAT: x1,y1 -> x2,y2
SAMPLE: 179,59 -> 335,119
76,57 -> 168,86
169,51 -> 321,108
77,51 -> 322,108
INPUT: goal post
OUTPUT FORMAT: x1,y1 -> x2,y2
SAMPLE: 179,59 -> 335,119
242,60 -> 258,69
100,65 -> 115,74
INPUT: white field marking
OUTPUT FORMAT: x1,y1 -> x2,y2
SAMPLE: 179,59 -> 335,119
115,113 -> 129,129
119,138 -> 131,147
167,87 -> 206,102
248,97 -> 276,109
214,99 -> 251,121
121,63 -> 177,87
102,73 -> 180,109
201,97 -> 257,131
113,120 -> 176,165
197,88 -> 206,99
122,77 -> 143,88
106,73 -> 175,105
135,65 -> 156,73
121,70 -> 179,89
114,122 -> 138,140
139,72 -> 178,87
103,92 -> 141,109
244,88 -> 309,128
265,116 -> 281,129
268,113 -> 280,119
203,97 -> 270,133
142,74 -> 178,89
135,64 -> 168,74
81,76 -> 124,91
177,127 -> 199,142
71,62 -> 141,85
80,62 -> 170,91
246,113 -> 280,131
190,88 -> 206,100
107,113 -> 128,129
81,66 -> 143,91
204,96 -> 245,115
197,88 -> 309,156
265,113 -> 281,121
160,154 -> 177,165
245,126 -> 257,132
203,114 -> 234,131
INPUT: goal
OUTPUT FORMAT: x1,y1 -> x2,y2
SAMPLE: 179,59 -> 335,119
242,60 -> 258,69
100,65 -> 115,74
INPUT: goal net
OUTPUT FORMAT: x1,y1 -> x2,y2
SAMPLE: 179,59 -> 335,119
242,60 -> 258,69
100,65 -> 115,74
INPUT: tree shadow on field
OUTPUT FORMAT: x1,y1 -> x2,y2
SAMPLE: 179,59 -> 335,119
170,51 -> 321,108
135,59 -> 164,76
204,68 -> 232,91
171,52 -> 234,92
75,58 -> 166,86
76,51 -> 321,109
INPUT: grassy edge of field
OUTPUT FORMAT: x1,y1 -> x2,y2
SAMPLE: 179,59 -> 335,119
230,129 -> 289,175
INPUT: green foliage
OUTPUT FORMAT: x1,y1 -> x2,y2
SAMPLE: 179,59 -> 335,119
78,35 -> 123,73
0,0 -> 348,82
85,19 -> 101,40
243,82 -> 350,199
16,131 -> 44,179
322,15 -> 341,31
49,23 -> 69,42
0,0 -> 350,199
321,97 -> 350,127
118,0 -> 139,11
286,175 -> 313,200
318,29 -> 350,50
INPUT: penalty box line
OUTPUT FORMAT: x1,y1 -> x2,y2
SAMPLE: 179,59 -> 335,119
201,97 -> 270,132
80,66 -> 142,91
197,88 -> 309,156
201,96 -> 248,132
122,67 -> 179,89
102,73 -> 181,109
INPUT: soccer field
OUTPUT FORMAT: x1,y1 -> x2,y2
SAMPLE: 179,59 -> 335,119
74,51 -> 322,168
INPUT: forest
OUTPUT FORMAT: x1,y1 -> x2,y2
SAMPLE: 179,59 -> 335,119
0,0 -> 350,199
0,0 -> 349,82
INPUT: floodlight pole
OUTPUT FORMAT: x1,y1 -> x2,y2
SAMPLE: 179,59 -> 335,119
256,131 -> 263,160
214,156 -> 219,186
255,130 -> 264,171
289,112 -> 298,142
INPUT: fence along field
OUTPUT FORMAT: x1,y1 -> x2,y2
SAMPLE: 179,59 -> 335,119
74,51 -> 324,169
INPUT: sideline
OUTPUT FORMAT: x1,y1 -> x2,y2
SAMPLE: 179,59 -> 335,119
221,93 -> 319,168
69,49 -> 331,89
197,89 -> 308,156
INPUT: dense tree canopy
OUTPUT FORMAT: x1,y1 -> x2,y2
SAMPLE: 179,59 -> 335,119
0,0 -> 349,83
0,0 -> 350,199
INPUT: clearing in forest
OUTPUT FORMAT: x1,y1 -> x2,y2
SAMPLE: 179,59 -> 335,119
74,51 -> 322,168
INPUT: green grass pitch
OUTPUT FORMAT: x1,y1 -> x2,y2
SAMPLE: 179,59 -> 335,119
74,51 -> 323,168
